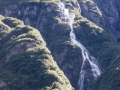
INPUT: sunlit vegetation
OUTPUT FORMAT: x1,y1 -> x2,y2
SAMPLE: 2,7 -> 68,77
0,15 -> 73,90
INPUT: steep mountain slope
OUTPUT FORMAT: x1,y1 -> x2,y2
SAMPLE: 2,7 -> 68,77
77,0 -> 103,26
94,0 -> 120,35
0,15 -> 73,90
78,0 -> 120,41
93,52 -> 120,90
77,0 -> 120,90
0,0 -> 120,90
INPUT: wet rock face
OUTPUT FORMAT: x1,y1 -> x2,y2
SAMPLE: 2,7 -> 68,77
76,0 -> 120,41
95,0 -> 119,29
0,2 -> 60,28
0,3 -> 40,28
78,0 -> 102,26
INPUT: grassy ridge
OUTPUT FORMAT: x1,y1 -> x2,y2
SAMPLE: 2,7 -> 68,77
0,15 -> 73,90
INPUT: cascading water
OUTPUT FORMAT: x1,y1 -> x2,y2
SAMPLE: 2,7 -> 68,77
59,1 -> 101,90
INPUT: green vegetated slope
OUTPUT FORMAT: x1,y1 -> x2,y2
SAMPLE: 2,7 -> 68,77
0,15 -> 73,90
74,16 -> 118,69
93,51 -> 120,90
0,0 -> 120,90
73,15 -> 118,89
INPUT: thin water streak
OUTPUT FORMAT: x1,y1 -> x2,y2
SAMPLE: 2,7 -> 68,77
59,1 -> 101,90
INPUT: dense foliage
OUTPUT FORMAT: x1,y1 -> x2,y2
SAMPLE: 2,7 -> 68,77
0,16 -> 73,90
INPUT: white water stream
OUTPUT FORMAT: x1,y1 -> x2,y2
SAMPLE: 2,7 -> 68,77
59,1 -> 101,90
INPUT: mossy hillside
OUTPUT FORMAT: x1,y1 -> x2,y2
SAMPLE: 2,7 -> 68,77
0,16 -> 73,90
93,48 -> 120,90
74,16 -> 118,69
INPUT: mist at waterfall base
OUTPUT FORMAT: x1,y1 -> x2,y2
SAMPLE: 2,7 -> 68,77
59,1 -> 101,90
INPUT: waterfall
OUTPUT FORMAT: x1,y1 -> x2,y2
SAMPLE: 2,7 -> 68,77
59,1 -> 101,90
